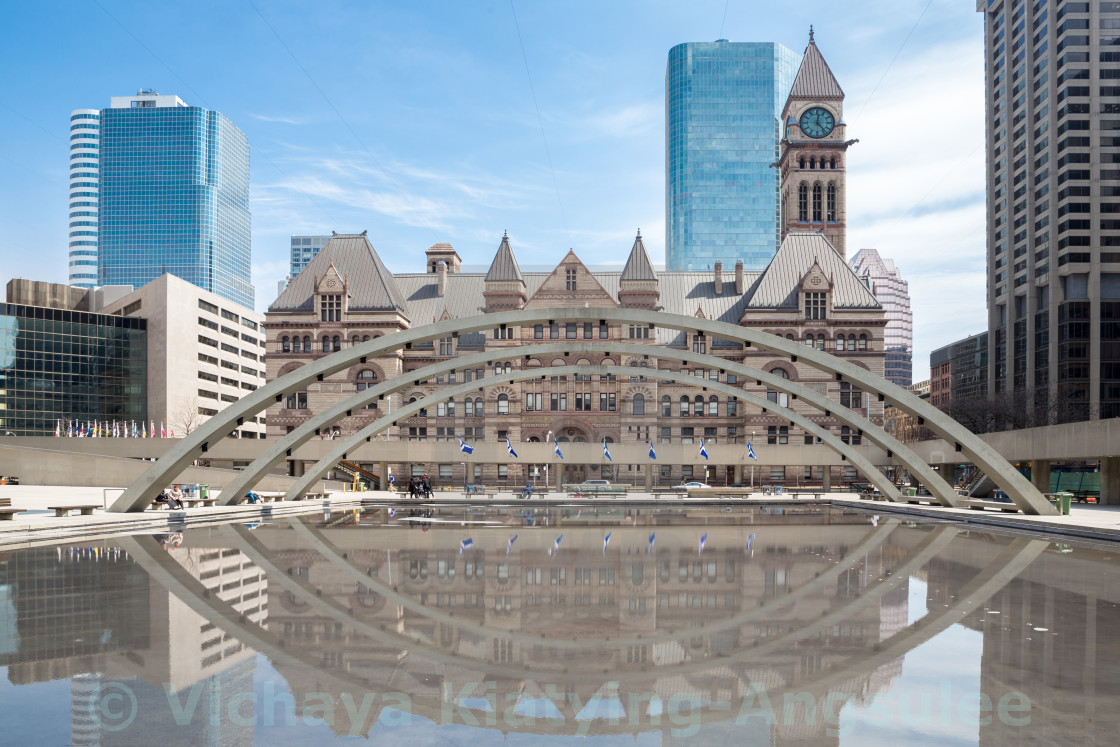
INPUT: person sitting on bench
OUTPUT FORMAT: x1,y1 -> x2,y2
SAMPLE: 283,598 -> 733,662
156,488 -> 184,510
245,490 -> 262,504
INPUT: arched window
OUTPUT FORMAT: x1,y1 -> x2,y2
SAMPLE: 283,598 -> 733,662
766,368 -> 790,408
497,393 -> 510,415
799,156 -> 805,169
661,395 -> 672,417
827,183 -> 836,221
447,399 -> 455,416
475,397 -> 484,415
836,333 -> 845,351
322,337 -> 332,353
798,183 -> 808,222
805,333 -> 815,347
363,335 -> 371,342
632,393 -> 645,415
812,184 -> 822,221
847,335 -> 857,351
858,334 -> 868,351
281,335 -> 291,353
694,395 -> 705,417
302,336 -> 311,353
332,335 -> 341,352
816,334 -> 826,350
830,157 -> 836,169
679,396 -> 690,417
356,370 -> 377,391
809,157 -> 816,169
785,333 -> 794,341
708,396 -> 719,416
529,436 -> 540,442
770,367 -> 790,380
351,335 -> 359,346
465,398 -> 474,417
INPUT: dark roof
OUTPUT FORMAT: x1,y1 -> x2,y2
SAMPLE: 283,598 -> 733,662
620,231 -> 657,282
484,233 -> 525,283
270,233 -> 409,315
788,39 -> 844,100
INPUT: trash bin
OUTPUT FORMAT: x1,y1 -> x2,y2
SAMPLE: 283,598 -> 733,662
1059,492 -> 1071,516
199,484 -> 209,500
905,487 -> 918,497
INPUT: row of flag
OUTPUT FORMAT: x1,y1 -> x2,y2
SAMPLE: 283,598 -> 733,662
452,532 -> 758,558
454,433 -> 760,463
55,419 -> 173,438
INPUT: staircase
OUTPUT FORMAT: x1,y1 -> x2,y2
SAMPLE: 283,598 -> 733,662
961,466 -> 994,497
335,460 -> 380,490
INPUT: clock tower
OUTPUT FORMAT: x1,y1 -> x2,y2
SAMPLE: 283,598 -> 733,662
778,29 -> 854,259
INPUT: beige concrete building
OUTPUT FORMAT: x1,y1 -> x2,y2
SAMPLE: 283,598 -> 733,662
99,273 -> 267,439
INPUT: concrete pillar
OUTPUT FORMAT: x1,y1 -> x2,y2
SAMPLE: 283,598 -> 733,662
1031,459 -> 1051,494
379,461 -> 389,491
733,464 -> 743,486
937,463 -> 955,487
822,467 -> 831,493
645,463 -> 653,490
555,464 -> 563,492
1101,457 -> 1120,506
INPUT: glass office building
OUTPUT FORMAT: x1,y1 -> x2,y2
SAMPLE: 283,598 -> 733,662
0,303 -> 147,436
666,41 -> 800,271
97,93 -> 254,308
67,109 -> 100,288
290,235 -> 332,279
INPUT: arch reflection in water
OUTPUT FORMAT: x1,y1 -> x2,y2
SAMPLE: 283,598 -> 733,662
0,506 -> 1117,743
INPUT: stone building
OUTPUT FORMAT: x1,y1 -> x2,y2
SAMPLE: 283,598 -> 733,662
263,229 -> 885,488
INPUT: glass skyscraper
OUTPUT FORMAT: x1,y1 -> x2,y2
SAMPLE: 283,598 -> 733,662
665,40 -> 800,271
96,91 -> 254,307
67,109 -> 100,288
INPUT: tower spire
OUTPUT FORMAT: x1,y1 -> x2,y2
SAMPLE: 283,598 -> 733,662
809,25 -> 814,43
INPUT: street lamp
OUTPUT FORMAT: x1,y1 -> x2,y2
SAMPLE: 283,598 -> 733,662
751,430 -> 756,489
462,461 -> 467,494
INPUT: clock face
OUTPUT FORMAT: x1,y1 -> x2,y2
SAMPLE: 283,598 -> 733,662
799,107 -> 835,138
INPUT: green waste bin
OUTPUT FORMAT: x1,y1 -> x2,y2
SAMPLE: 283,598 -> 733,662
1058,492 -> 1071,516
905,487 -> 917,497
199,484 -> 209,500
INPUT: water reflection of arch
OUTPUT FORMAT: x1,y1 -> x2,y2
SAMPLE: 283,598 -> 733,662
118,521 -> 1048,738
111,308 -> 1054,515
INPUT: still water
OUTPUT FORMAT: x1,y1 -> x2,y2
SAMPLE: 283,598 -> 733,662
0,504 -> 1115,745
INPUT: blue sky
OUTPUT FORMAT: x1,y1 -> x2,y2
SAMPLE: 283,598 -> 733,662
0,0 -> 985,379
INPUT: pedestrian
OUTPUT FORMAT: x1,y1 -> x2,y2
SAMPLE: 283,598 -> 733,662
422,475 -> 432,498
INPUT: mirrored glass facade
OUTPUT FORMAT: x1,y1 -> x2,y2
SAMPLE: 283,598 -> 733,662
98,106 -> 253,307
0,303 -> 147,436
666,41 -> 800,272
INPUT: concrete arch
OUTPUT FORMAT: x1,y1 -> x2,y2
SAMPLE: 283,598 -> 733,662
274,363 -> 910,504
109,308 -> 1053,514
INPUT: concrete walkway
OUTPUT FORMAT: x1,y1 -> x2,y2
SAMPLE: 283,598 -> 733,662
3,485 -> 1120,549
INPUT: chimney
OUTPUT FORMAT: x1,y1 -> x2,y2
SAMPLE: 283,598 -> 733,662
436,261 -> 447,297
735,260 -> 744,294
714,261 -> 723,295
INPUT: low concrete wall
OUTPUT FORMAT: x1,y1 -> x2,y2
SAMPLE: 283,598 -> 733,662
0,443 -> 330,492
908,418 -> 1120,463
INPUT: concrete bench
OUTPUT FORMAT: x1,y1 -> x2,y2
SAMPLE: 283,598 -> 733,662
48,505 -> 100,517
966,499 -> 1021,513
184,497 -> 217,508
0,497 -> 24,521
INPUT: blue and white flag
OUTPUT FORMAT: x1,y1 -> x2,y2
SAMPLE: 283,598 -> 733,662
552,534 -> 563,556
459,538 -> 474,558
603,532 -> 612,555
603,439 -> 612,462
699,532 -> 708,556
648,440 -> 656,460
506,437 -> 518,459
388,507 -> 396,517
507,534 -> 518,556
553,436 -> 564,460
699,439 -> 709,461
745,533 -> 756,555
747,442 -> 757,460
388,467 -> 395,487
458,435 -> 474,455
648,532 -> 656,555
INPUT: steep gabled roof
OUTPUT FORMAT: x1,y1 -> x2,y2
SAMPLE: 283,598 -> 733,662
788,36 -> 844,100
484,232 -> 524,283
270,232 -> 409,315
620,230 -> 657,282
746,232 -> 878,309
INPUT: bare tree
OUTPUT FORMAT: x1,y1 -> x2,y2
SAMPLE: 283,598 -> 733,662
170,397 -> 205,436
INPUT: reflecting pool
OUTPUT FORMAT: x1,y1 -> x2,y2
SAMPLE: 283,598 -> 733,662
0,504 -> 1117,744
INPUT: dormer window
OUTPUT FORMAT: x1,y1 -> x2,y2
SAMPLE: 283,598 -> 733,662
804,292 -> 827,320
321,294 -> 341,322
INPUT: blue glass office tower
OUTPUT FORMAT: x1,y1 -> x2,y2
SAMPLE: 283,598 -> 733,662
666,41 -> 800,271
97,92 -> 254,307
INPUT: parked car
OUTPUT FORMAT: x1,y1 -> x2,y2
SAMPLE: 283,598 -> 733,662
672,481 -> 711,490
